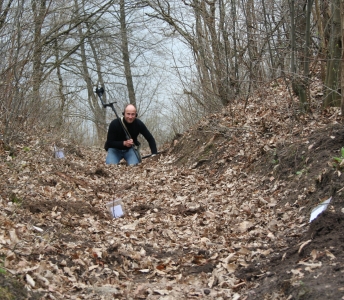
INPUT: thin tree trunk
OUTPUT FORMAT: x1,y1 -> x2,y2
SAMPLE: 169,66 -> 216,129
243,0 -> 261,88
314,0 -> 328,81
290,0 -> 308,112
303,0 -> 314,79
192,1 -> 219,110
290,0 -> 297,86
262,0 -> 275,78
76,0 -> 103,144
298,0 -> 314,112
324,0 -> 341,107
120,0 -> 136,106
54,39 -> 66,127
219,0 -> 233,113
87,34 -> 107,141
31,0 -> 47,105
231,0 -> 239,95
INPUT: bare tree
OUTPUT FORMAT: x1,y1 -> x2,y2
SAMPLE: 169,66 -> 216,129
144,0 -> 235,110
1,0 -> 117,145
120,0 -> 137,106
324,0 -> 341,107
1,0 -> 32,144
31,0 -> 47,105
314,0 -> 330,81
0,0 -> 14,30
3,0 -> 343,148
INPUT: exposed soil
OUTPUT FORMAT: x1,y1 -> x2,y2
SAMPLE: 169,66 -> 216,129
168,121 -> 344,299
22,199 -> 107,219
265,124 -> 344,210
1,95 -> 344,299
237,208 -> 344,300
236,124 -> 344,299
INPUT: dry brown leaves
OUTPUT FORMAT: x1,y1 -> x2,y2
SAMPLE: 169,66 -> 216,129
0,77 -> 342,299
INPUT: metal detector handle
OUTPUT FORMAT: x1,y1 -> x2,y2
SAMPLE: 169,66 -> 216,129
95,87 -> 118,115
141,153 -> 156,159
95,87 -> 119,111
95,87 -> 105,107
95,87 -> 104,97
141,151 -> 165,159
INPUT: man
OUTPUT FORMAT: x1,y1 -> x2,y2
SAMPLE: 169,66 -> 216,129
105,104 -> 157,165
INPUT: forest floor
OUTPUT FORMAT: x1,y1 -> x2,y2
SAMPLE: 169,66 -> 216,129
1,77 -> 344,299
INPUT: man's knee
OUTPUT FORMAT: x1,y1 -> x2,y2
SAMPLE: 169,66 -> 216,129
106,148 -> 121,164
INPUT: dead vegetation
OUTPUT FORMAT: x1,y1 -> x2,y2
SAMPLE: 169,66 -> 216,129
1,77 -> 344,299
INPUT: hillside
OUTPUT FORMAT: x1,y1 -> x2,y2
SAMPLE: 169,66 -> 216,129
1,78 -> 344,299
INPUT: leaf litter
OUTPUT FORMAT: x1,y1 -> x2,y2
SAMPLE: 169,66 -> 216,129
1,78 -> 344,299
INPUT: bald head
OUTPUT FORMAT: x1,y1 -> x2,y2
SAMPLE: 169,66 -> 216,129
123,104 -> 137,123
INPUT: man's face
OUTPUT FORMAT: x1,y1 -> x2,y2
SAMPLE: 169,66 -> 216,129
124,105 -> 137,123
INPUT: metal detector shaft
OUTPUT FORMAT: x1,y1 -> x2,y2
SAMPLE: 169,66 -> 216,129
95,87 -> 130,140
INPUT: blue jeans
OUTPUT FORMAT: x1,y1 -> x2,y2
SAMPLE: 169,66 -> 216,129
106,148 -> 140,165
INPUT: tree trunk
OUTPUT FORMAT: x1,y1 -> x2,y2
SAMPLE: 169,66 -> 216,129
303,0 -> 314,79
31,0 -> 47,106
324,0 -> 341,107
76,0 -> 104,144
290,0 -> 309,112
299,0 -> 314,112
193,3 -> 214,108
290,0 -> 297,89
219,0 -> 233,112
314,0 -> 329,82
120,0 -> 136,107
87,34 -> 107,142
231,0 -> 239,96
54,39 -> 66,127
205,1 -> 228,106
262,0 -> 275,78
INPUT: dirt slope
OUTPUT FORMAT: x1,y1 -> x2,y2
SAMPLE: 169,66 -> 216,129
1,78 -> 344,299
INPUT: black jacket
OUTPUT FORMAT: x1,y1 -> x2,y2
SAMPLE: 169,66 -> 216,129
105,118 -> 157,154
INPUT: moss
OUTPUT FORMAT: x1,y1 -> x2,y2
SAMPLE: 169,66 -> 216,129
0,274 -> 28,300
0,286 -> 15,300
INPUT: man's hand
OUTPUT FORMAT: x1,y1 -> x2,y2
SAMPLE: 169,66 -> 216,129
123,139 -> 134,147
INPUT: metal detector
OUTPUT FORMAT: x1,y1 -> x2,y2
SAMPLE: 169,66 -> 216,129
95,87 -> 141,163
